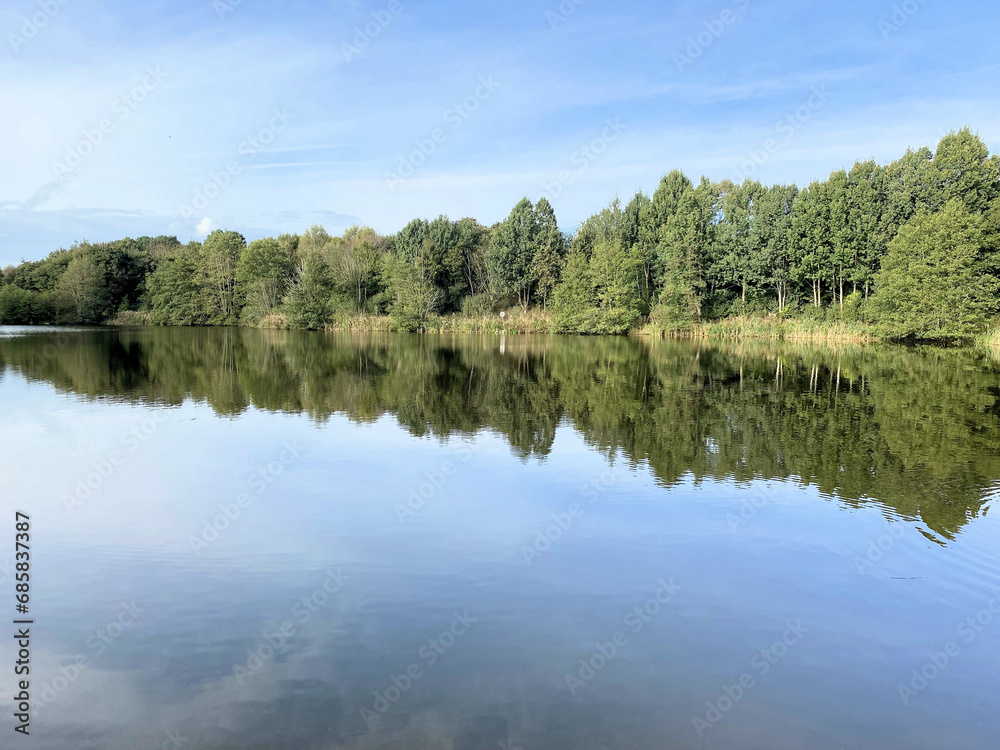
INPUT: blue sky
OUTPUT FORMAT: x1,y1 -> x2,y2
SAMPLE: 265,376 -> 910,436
1,0 -> 999,265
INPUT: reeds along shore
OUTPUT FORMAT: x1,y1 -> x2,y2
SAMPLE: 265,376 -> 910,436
107,309 -> 888,343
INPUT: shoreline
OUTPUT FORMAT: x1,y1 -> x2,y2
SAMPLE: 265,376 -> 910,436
99,310 -> 1000,349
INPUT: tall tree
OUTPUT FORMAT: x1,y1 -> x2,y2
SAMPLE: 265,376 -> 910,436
791,181 -> 834,307
843,160 -> 888,298
147,243 -> 207,325
286,251 -> 336,329
932,128 -> 1000,213
652,170 -> 693,229
590,239 -> 643,333
712,180 -> 767,304
200,230 -> 245,324
236,237 -> 296,323
872,200 -> 998,338
883,147 -> 937,234
455,218 -> 489,298
486,198 -> 537,310
385,254 -> 441,331
656,178 -> 717,321
395,219 -> 430,263
756,183 -> 798,313
57,255 -> 105,323
530,197 -> 565,309
624,191 -> 658,306
827,169 -> 853,309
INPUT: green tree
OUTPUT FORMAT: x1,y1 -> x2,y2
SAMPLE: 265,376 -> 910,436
328,226 -> 384,311
932,128 -> 1000,213
416,216 -> 465,310
872,201 -> 999,338
712,180 -> 767,305
552,249 -> 596,332
791,181 -> 834,307
395,219 -> 429,263
0,285 -> 54,324
200,230 -> 245,324
236,237 -> 297,323
623,191 -> 658,306
652,169 -> 693,229
756,184 -> 798,313
57,256 -> 106,323
843,160 -> 888,298
827,170 -> 853,309
486,198 -> 537,310
285,251 -> 336,329
298,226 -> 334,257
146,244 -> 208,325
385,255 -> 441,331
455,218 -> 489,298
884,147 -> 937,233
530,197 -> 565,309
654,179 -> 717,324
590,239 -> 642,333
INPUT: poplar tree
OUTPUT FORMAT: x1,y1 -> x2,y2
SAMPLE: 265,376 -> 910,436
873,200 -> 998,338
486,198 -> 537,310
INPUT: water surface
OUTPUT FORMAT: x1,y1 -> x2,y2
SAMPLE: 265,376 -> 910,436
0,327 -> 998,749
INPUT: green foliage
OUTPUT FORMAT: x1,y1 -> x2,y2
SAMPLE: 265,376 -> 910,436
872,201 -> 999,339
200,230 -> 245,324
147,244 -> 209,326
237,237 -> 296,324
486,198 -> 536,310
933,128 -> 1000,212
552,250 -> 597,332
790,180 -> 834,307
85,239 -> 152,318
285,251 -> 336,330
553,240 -> 641,334
530,197 -> 565,308
4,128 -> 1000,340
57,255 -> 106,323
652,169 -> 693,228
394,219 -> 429,263
415,216 -> 465,311
5,250 -> 73,294
623,191 -> 657,305
0,285 -> 55,324
385,255 -> 441,332
455,218 -> 489,298
655,244 -> 702,330
328,226 -> 384,311
460,293 -> 495,317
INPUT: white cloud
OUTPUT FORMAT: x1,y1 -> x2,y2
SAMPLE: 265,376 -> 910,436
195,217 -> 214,236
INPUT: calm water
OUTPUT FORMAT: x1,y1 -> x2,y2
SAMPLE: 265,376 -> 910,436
1,327 -> 999,750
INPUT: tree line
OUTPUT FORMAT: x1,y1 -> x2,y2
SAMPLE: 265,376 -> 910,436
2,128 -> 998,339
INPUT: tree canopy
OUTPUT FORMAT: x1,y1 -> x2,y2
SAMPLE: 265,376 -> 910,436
3,128 -> 998,340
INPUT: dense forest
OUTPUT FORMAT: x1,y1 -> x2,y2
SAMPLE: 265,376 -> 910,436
3,128 -> 999,340
1,328 -> 997,538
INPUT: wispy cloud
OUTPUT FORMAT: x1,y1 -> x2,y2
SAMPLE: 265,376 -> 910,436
2,0 -> 999,261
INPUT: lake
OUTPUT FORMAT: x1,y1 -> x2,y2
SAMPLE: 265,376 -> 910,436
0,326 -> 999,749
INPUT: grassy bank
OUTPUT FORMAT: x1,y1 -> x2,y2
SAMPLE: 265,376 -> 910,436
978,325 -> 1000,347
107,309 -> 892,342
638,315 -> 879,343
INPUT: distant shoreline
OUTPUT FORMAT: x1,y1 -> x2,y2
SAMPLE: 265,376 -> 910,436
97,310 -> 1000,349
